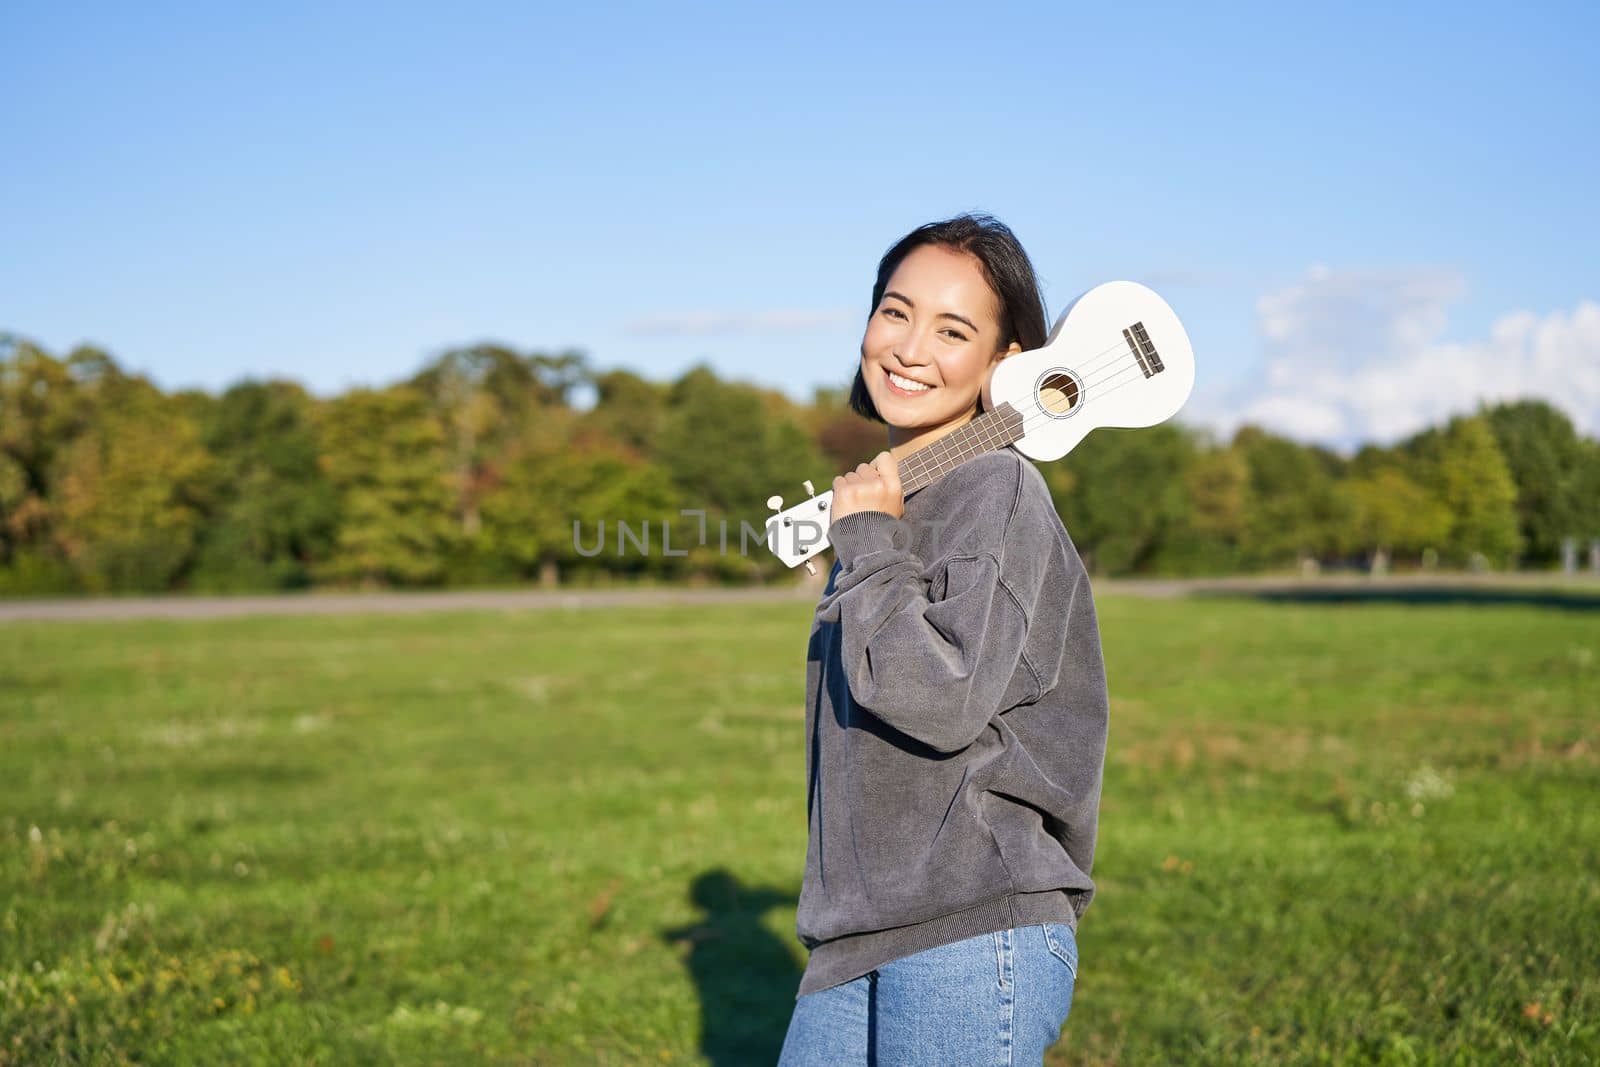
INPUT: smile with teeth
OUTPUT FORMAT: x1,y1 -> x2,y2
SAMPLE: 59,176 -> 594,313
885,368 -> 933,395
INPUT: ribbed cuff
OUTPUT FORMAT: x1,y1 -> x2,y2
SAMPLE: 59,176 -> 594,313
828,509 -> 910,566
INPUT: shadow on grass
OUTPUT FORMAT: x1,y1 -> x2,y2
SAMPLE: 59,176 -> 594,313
1204,585 -> 1600,613
662,869 -> 801,1066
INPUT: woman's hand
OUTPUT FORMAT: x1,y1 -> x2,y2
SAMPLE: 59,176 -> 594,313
830,450 -> 905,523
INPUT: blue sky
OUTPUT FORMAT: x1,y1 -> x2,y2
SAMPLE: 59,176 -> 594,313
5,2 -> 1598,449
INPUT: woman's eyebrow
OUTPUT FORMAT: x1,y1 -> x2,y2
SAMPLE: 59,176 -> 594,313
883,290 -> 980,333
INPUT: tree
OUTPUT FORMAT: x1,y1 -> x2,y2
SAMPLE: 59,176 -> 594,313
51,375 -> 214,592
409,344 -> 588,540
0,336 -> 95,585
1483,400 -> 1589,565
1159,443 -> 1250,573
1576,440 -> 1600,558
187,380 -> 340,591
581,368 -> 670,459
657,365 -> 828,522
0,451 -> 27,549
478,432 -> 681,586
0,335 -> 95,500
1232,426 -> 1347,568
1056,422 -> 1196,575
1336,467 -> 1452,568
1403,415 -> 1522,567
314,386 -> 458,587
0,450 -> 69,592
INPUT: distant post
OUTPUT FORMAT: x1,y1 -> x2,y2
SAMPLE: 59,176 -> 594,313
1562,537 -> 1577,575
1590,539 -> 1600,574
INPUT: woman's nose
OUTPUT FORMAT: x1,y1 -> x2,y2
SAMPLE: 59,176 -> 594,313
894,330 -> 936,366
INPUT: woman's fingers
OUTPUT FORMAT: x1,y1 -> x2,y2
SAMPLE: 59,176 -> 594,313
830,451 -> 905,522
871,451 -> 902,498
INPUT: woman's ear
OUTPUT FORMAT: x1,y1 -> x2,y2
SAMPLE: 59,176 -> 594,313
992,341 -> 1022,364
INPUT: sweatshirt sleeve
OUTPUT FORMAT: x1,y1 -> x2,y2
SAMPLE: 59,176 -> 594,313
816,491 -> 1036,755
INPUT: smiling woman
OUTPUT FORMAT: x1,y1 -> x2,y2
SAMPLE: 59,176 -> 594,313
779,215 -> 1109,1066
846,217 -> 1051,467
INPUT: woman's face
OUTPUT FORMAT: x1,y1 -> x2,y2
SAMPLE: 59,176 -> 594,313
859,244 -> 1019,438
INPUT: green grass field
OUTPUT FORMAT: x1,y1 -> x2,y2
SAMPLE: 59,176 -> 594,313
2,590 -> 1596,1065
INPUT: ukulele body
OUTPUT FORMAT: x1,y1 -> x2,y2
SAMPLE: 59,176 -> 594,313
984,280 -> 1195,462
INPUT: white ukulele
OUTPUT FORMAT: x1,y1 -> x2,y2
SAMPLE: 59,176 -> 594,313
764,280 -> 1195,572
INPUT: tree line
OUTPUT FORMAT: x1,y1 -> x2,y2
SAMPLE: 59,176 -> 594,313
2,332 -> 1598,594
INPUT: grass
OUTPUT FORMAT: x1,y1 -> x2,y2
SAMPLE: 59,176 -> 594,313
0,590 -> 1596,1064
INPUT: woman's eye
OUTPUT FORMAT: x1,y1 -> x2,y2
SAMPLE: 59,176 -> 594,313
881,307 -> 906,320
941,328 -> 968,341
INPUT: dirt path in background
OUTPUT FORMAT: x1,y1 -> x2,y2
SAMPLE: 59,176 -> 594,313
3,572 -> 1596,623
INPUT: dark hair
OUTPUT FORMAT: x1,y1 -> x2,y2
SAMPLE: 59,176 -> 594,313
848,213 -> 1048,424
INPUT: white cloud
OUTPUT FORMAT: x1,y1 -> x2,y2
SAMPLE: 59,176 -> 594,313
1223,266 -> 1600,446
624,309 -> 856,336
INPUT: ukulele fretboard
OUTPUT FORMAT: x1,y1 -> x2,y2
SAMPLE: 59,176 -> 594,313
896,403 -> 1027,496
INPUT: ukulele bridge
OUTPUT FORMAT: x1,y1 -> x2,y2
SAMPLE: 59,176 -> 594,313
1123,322 -> 1165,378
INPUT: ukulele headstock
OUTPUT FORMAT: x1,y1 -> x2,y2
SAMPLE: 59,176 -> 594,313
765,479 -> 834,572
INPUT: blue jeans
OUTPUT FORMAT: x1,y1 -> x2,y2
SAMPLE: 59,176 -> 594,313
778,922 -> 1079,1066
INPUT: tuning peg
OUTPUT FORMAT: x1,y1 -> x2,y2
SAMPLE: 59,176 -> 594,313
803,480 -> 815,496
804,560 -> 817,576
766,495 -> 784,512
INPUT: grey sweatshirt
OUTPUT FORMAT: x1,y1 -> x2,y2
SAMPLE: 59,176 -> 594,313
795,443 -> 1109,997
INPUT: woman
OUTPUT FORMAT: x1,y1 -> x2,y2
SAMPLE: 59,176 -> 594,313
778,214 -> 1110,1065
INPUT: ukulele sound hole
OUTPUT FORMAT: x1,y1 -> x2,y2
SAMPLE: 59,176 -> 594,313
1035,369 -> 1083,418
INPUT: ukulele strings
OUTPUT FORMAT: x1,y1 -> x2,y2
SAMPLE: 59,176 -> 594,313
900,332 -> 1145,471
901,334 -> 1167,482
901,361 -> 1144,483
